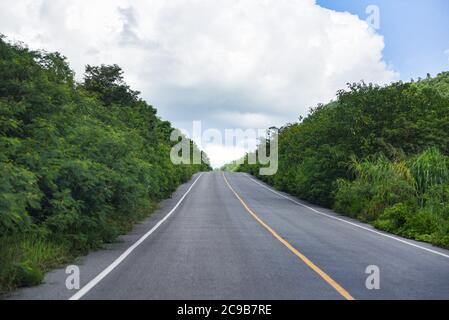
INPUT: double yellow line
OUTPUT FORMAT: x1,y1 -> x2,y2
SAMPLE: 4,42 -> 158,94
222,173 -> 355,300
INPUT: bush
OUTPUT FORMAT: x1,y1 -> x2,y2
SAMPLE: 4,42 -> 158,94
334,155 -> 416,222
13,261 -> 44,287
422,185 -> 449,247
0,233 -> 69,293
374,203 -> 415,233
334,179 -> 372,219
337,151 -> 449,247
0,162 -> 42,234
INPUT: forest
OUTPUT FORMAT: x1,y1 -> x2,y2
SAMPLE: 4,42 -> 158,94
237,72 -> 449,249
0,37 -> 210,293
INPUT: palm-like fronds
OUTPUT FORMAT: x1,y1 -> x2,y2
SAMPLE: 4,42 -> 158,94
410,147 -> 449,196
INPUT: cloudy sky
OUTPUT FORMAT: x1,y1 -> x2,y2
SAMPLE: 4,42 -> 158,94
1,0 -> 448,167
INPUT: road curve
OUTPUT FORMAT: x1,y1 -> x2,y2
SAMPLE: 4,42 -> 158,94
8,172 -> 449,300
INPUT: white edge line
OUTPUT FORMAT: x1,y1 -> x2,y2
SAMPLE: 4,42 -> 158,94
69,173 -> 204,300
246,174 -> 449,260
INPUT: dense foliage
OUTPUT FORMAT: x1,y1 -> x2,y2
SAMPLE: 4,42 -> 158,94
0,37 -> 210,292
237,73 -> 449,247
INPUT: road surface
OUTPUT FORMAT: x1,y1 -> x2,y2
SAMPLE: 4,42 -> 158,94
7,172 -> 449,300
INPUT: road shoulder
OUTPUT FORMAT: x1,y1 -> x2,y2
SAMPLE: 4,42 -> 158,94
4,173 -> 202,300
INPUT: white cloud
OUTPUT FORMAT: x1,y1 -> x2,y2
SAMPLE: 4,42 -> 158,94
203,143 -> 248,169
0,0 -> 399,167
445,49 -> 449,62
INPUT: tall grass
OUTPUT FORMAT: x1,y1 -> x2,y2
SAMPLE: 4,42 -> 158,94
335,155 -> 417,221
350,154 -> 416,197
410,147 -> 449,201
335,148 -> 449,248
0,233 -> 71,294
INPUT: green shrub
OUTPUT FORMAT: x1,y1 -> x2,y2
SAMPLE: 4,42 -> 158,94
334,155 -> 416,222
13,261 -> 44,287
410,147 -> 449,199
0,233 -> 70,293
0,162 -> 42,234
422,185 -> 449,247
334,179 -> 372,219
374,203 -> 413,233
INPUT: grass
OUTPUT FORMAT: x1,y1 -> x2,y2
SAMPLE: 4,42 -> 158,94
0,233 -> 72,294
0,203 -> 160,295
334,149 -> 449,249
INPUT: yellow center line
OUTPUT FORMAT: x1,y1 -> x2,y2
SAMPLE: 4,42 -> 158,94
222,172 -> 355,301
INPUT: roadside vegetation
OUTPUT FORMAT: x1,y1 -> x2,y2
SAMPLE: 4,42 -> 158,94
0,37 -> 210,293
236,72 -> 449,248
220,160 -> 242,172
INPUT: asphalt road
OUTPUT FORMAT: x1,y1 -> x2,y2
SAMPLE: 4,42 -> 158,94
8,172 -> 449,300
